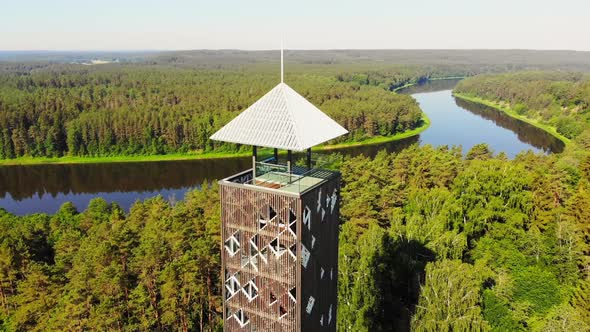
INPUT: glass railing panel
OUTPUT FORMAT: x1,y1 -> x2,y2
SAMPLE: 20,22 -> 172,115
252,160 -> 338,193
255,162 -> 289,178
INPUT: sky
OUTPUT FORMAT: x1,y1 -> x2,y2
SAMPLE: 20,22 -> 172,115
1,0 -> 589,51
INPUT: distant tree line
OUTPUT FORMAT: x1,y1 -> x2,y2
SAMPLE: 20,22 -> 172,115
0,64 -> 423,159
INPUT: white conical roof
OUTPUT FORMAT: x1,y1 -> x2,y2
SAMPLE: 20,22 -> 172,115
210,82 -> 348,151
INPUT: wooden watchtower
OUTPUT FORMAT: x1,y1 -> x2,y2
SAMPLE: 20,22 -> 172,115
210,49 -> 348,332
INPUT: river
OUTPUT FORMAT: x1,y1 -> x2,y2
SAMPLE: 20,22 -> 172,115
0,79 -> 564,215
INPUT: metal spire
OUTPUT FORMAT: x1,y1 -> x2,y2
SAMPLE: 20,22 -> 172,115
280,39 -> 284,83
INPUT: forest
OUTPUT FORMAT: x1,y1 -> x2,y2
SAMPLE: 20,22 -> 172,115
1,141 -> 589,331
3,49 -> 590,161
337,142 -> 590,331
1,56 -> 590,331
0,63 -> 424,160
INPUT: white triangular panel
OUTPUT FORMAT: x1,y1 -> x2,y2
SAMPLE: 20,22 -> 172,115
210,83 -> 348,151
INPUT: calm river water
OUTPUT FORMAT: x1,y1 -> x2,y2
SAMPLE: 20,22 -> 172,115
0,79 -> 564,215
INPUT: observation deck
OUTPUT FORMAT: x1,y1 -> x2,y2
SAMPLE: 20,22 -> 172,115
220,157 -> 338,195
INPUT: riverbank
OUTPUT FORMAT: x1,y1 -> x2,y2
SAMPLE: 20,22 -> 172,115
0,151 -> 253,166
320,114 -> 430,150
0,116 -> 430,166
452,92 -> 570,145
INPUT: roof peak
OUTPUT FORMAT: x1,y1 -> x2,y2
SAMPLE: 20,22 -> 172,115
210,82 -> 348,151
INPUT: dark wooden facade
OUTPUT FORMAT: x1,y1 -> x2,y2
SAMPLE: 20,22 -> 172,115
220,170 -> 340,332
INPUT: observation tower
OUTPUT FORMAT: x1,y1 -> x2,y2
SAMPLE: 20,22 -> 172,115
210,46 -> 347,332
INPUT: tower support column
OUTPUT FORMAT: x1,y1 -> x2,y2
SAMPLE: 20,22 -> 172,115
253,146 -> 257,178
287,150 -> 293,181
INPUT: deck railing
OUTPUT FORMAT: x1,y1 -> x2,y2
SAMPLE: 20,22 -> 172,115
223,157 -> 337,193
249,158 -> 337,193
255,161 -> 290,179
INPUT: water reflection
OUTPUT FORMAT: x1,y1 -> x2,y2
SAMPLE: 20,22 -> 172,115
0,158 -> 251,214
322,135 -> 419,159
397,79 -> 463,94
454,98 -> 564,153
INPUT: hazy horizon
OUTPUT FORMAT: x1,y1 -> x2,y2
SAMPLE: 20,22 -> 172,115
3,0 -> 589,52
2,48 -> 590,52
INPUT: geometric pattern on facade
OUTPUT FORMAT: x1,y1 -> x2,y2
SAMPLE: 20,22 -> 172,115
220,172 -> 340,332
222,184 -> 299,331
